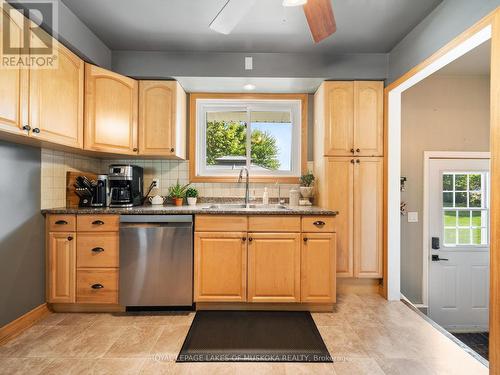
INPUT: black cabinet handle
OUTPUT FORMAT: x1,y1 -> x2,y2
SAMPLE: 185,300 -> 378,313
32,128 -> 40,133
91,284 -> 104,289
22,125 -> 31,131
133,148 -> 138,152
92,220 -> 105,225
303,237 -> 308,242
242,237 -> 246,242
350,159 -> 355,164
356,148 -> 360,153
313,220 -> 325,227
170,147 -> 175,152
91,247 -> 104,253
55,220 -> 68,225
248,237 -> 253,242
350,148 -> 354,153
356,159 -> 360,163
67,236 -> 73,241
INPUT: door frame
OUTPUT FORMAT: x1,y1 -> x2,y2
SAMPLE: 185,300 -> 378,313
422,151 -> 491,307
384,7 -> 500,373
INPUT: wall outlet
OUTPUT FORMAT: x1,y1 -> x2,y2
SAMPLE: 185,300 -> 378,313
153,178 -> 160,189
245,56 -> 253,70
408,211 -> 419,223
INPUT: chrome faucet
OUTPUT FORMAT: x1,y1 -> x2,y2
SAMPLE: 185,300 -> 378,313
238,167 -> 250,208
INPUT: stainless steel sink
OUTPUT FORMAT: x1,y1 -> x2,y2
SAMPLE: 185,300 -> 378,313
201,203 -> 290,210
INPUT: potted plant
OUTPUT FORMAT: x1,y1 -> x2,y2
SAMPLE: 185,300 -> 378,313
168,180 -> 190,206
299,171 -> 315,198
186,187 -> 199,206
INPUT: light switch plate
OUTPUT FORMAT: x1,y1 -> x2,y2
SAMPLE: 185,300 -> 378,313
408,212 -> 418,223
245,56 -> 253,70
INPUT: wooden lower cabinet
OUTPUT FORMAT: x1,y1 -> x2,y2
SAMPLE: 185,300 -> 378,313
301,233 -> 336,303
194,232 -> 247,302
47,232 -> 76,303
76,269 -> 118,304
247,233 -> 301,303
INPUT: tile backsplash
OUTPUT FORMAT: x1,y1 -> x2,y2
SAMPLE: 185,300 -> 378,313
41,148 -> 310,209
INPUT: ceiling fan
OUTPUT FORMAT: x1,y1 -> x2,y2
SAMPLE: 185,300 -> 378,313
209,0 -> 336,43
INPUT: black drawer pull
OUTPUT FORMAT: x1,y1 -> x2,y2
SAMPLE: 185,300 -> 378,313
92,220 -> 105,225
242,237 -> 246,242
303,237 -> 308,242
67,236 -> 73,241
55,220 -> 68,225
313,221 -> 325,227
91,247 -> 104,253
91,284 -> 104,289
248,237 -> 253,242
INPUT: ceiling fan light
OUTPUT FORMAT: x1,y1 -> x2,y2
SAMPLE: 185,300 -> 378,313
282,0 -> 307,7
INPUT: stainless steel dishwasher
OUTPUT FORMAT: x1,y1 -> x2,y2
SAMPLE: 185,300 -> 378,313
119,215 -> 193,307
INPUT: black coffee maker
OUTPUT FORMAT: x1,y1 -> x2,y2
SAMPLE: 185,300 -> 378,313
108,165 -> 144,207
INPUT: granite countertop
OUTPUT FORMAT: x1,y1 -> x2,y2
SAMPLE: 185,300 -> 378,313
42,203 -> 338,216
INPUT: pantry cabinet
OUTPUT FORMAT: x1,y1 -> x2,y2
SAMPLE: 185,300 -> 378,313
138,80 -> 186,158
194,232 -> 247,302
84,64 -> 138,155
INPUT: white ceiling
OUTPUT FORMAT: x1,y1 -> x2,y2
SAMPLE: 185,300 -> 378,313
61,0 -> 443,54
436,40 -> 491,76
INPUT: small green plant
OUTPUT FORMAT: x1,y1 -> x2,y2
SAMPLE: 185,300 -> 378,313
186,187 -> 199,198
300,171 -> 315,187
168,180 -> 190,198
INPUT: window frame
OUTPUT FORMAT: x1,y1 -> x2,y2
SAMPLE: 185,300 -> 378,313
189,93 -> 308,183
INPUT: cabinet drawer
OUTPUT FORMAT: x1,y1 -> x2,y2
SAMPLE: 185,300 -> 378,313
76,269 -> 118,304
47,215 -> 76,232
248,216 -> 300,232
302,216 -> 335,233
195,215 -> 247,232
77,215 -> 119,232
77,233 -> 119,268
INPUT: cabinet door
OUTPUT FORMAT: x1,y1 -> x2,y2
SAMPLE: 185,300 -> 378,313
324,82 -> 354,156
353,81 -> 383,156
47,232 -> 76,303
247,233 -> 300,303
354,157 -> 383,277
0,8 -> 28,136
139,80 -> 186,158
29,40 -> 83,148
326,158 -> 354,277
84,64 -> 138,154
194,232 -> 247,302
301,233 -> 336,303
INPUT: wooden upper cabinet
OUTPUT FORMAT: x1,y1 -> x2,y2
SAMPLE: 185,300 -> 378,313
326,158 -> 354,277
353,81 -> 383,156
47,232 -> 76,303
0,8 -> 28,136
29,40 -> 84,148
194,232 -> 247,302
324,82 -> 354,156
139,80 -> 186,158
353,157 -> 383,278
247,232 -> 301,303
301,233 -> 336,303
84,64 -> 138,155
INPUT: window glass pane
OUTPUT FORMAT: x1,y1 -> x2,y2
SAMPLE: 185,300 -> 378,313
443,192 -> 453,207
471,210 -> 482,227
455,192 -> 467,207
455,174 -> 467,191
469,174 -> 481,191
443,210 -> 456,226
469,192 -> 482,208
205,111 -> 247,170
442,174 -> 453,191
444,229 -> 456,245
472,228 -> 482,245
250,111 -> 291,172
458,229 -> 470,244
458,211 -> 470,227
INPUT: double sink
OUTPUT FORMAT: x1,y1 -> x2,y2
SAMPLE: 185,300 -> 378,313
201,203 -> 291,211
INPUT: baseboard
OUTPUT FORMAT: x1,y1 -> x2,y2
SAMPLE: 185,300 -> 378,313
0,303 -> 50,345
195,302 -> 334,312
49,303 -> 125,313
337,278 -> 382,294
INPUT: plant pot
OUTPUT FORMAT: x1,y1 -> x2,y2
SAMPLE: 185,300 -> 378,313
172,197 -> 184,206
187,197 -> 197,206
300,186 -> 314,198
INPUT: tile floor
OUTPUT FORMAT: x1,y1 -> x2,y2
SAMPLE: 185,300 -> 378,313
0,294 -> 488,374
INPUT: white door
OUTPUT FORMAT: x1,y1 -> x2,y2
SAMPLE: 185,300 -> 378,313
428,158 -> 490,332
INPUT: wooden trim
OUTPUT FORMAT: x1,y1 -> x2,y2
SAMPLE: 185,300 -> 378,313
48,303 -> 125,313
382,89 -> 388,299
195,302 -> 334,312
337,278 -> 381,294
0,303 -> 50,345
188,93 -> 308,183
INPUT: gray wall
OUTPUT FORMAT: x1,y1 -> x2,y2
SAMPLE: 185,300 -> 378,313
112,51 -> 388,80
401,75 -> 490,303
388,0 -> 500,83
0,141 -> 45,326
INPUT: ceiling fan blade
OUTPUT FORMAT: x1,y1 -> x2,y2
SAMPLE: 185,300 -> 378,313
209,0 -> 257,35
303,0 -> 336,43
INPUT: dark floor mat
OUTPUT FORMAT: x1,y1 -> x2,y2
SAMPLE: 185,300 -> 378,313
451,332 -> 489,360
177,310 -> 332,362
